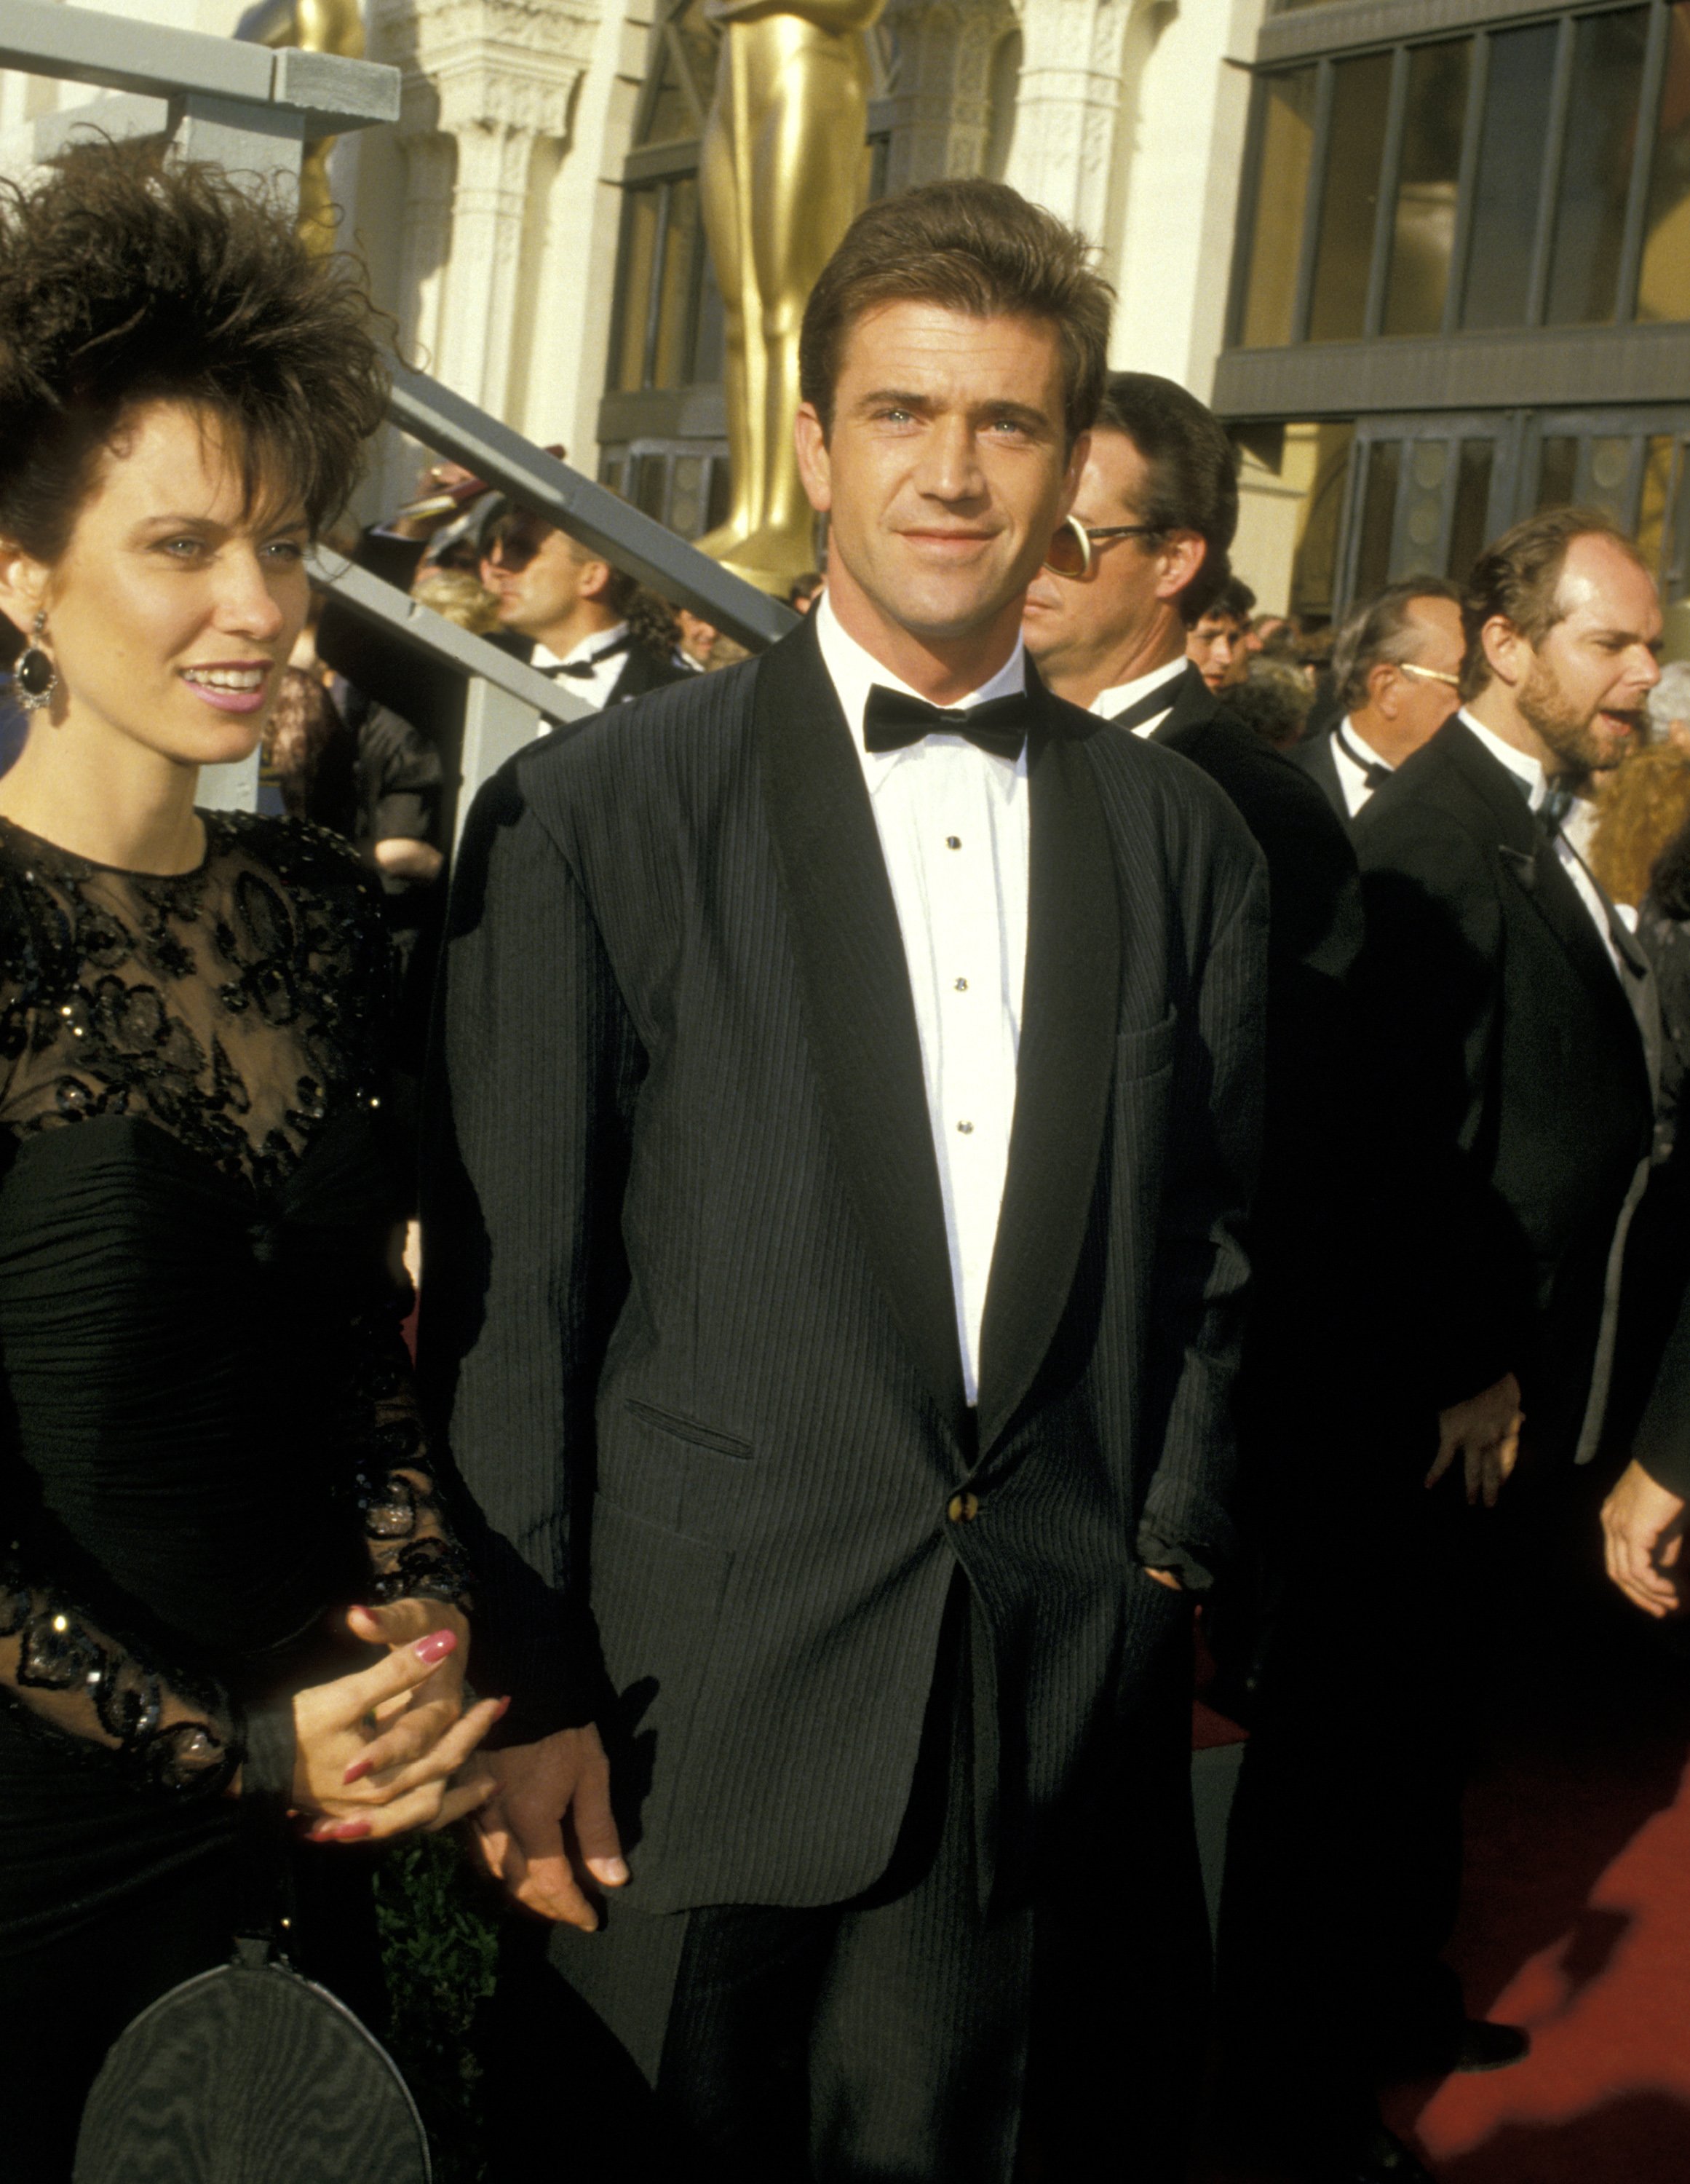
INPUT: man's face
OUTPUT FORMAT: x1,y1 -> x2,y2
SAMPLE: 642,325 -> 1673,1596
1372,595 -> 1465,746
483,518 -> 587,638
1515,535 -> 1662,775
1188,612 -> 1247,691
1022,431 -> 1173,687
795,301 -> 1082,654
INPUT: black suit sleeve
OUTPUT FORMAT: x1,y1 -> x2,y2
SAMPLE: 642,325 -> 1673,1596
418,754 -> 646,1739
1136,842 -> 1269,1584
1354,797 -> 1531,1404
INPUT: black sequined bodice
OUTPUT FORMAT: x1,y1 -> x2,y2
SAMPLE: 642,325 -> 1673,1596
0,812 -> 470,1954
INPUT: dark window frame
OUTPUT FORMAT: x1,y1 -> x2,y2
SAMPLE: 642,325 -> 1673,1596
1229,0 -> 1683,354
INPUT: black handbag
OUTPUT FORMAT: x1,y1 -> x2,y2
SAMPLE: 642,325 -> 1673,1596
74,1716 -> 432,2183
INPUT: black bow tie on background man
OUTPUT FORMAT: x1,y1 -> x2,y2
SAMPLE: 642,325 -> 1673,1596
862,684 -> 1028,763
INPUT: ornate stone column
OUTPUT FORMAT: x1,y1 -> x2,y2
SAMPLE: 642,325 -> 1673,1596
371,0 -> 598,415
881,0 -> 1017,192
1004,0 -> 1134,239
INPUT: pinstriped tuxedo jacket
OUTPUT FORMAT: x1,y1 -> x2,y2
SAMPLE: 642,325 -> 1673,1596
421,614 -> 1267,1915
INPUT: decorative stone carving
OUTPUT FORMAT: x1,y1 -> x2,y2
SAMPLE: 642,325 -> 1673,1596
1004,0 -> 1135,238
880,0 -> 1016,191
371,0 -> 600,409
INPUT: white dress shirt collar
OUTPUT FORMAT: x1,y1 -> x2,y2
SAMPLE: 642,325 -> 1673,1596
1459,708 -> 1546,811
533,620 -> 630,674
814,590 -> 1028,783
1090,654 -> 1189,736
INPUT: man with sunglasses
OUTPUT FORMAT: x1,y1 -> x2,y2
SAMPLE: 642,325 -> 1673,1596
1295,578 -> 1465,823
481,507 -> 687,712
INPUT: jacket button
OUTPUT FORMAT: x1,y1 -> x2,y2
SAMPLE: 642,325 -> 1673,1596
947,1492 -> 980,1523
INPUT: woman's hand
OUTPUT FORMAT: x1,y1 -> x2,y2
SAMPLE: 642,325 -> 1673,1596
289,1612 -> 504,1842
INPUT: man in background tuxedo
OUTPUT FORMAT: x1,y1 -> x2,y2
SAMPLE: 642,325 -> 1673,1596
1294,577 -> 1465,823
480,507 -> 686,710
422,183 -> 1266,2183
1022,377 -> 1528,2184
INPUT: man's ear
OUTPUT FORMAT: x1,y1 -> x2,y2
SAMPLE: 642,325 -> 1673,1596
794,403 -> 832,515
1368,660 -> 1403,719
1154,531 -> 1206,608
576,556 -> 616,605
1481,614 -> 1528,693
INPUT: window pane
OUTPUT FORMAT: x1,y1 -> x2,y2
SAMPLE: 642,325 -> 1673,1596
1287,422 -> 1356,622
1638,436 -> 1678,576
1241,69 -> 1318,349
1448,439 -> 1495,582
1587,434 -> 1633,521
1461,23 -> 1559,331
1355,440 -> 1401,599
670,454 -> 706,537
652,178 -> 700,390
630,452 -> 668,521
692,252 -> 726,385
1383,41 -> 1472,338
1639,1 -> 1690,321
1536,435 -> 1579,510
1547,10 -> 1648,325
1308,52 -> 1394,344
613,189 -> 661,393
705,456 -> 732,536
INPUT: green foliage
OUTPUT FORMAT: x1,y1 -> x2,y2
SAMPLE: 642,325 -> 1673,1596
374,1833 -> 501,2184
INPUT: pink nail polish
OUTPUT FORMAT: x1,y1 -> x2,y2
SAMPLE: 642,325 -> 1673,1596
343,1757 -> 372,1785
491,1696 -> 511,1721
413,1629 -> 456,1664
330,1819 -> 372,1842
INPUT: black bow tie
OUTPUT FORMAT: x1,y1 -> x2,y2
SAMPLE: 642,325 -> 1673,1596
549,634 -> 631,680
1336,724 -> 1392,792
862,684 -> 1028,764
1537,780 -> 1579,839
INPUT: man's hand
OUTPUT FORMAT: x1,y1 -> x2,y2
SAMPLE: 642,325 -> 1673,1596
1601,1460 -> 1687,1618
472,1725 -> 627,1930
1427,1372 -> 1523,1508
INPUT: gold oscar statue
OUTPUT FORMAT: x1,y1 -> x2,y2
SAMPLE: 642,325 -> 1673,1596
696,0 -> 886,593
237,0 -> 365,254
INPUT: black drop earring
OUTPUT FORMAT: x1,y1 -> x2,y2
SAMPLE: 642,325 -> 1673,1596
16,611 -> 57,713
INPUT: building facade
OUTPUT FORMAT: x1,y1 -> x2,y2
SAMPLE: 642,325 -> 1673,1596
5,0 -> 1686,633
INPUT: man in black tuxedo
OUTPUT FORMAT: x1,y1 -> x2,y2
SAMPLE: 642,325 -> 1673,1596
1293,577 -> 1464,825
1023,376 -> 1528,2184
481,507 -> 687,711
421,183 -> 1267,2181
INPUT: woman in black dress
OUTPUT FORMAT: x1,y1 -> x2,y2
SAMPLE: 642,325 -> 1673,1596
0,146 -> 503,2172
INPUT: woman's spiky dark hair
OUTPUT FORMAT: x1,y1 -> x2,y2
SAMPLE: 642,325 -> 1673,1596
0,138 -> 390,561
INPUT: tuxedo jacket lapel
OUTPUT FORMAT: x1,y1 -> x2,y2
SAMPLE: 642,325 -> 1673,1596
1447,724 -> 1646,1067
977,684 -> 1119,1455
754,617 -> 971,1449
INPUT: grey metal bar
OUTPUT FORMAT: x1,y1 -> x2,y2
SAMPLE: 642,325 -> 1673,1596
459,678 -> 544,842
175,95 -> 304,204
1440,27 -> 1489,339
1614,0 -> 1672,325
0,0 -> 398,136
11,90 -> 170,164
1362,45 -> 1411,341
386,365 -> 798,652
1523,15 -> 1576,329
306,548 -> 596,728
1290,58 -> 1336,345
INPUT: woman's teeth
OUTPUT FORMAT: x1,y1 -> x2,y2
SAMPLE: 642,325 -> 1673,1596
183,668 -> 265,691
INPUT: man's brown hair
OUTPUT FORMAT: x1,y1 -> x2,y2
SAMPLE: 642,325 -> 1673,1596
1093,372 -> 1239,622
1334,574 -> 1461,712
798,179 -> 1112,449
1460,505 -> 1646,701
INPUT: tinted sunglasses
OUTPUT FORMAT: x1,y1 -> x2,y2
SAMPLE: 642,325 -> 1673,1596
1043,515 -> 1163,579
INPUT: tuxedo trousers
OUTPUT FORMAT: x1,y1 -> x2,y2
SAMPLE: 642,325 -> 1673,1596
481,1586 -> 1207,2184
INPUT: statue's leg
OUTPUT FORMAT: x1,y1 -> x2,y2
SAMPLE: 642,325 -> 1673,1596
733,39 -> 870,582
695,39 -> 762,562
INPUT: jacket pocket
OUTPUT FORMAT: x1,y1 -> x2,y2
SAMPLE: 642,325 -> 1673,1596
625,1398 -> 753,1460
1116,1009 -> 1177,1080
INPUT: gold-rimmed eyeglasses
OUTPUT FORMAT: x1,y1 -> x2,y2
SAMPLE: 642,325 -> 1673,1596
1398,661 -> 1461,691
1043,514 -> 1162,580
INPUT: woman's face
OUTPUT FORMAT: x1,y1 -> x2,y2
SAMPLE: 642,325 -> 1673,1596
15,399 -> 311,771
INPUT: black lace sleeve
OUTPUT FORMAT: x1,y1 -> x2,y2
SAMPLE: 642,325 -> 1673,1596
0,1532 -> 242,1795
345,1298 -> 476,1614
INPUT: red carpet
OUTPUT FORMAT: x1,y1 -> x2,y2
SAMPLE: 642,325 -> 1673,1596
1384,1677 -> 1690,2180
